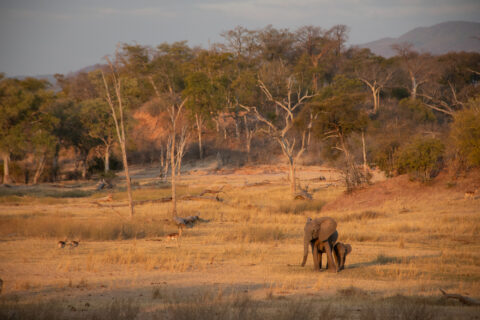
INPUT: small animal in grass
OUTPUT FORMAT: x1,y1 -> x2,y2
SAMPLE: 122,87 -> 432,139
464,189 -> 477,200
57,240 -> 67,248
166,228 -> 182,241
68,240 -> 80,248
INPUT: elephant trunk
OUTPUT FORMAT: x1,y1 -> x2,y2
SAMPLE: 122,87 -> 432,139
301,238 -> 309,267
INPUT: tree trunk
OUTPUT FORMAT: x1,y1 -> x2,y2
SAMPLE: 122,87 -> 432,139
362,130 -> 368,177
104,144 -> 110,173
33,155 -> 46,184
2,153 -> 11,184
411,76 -> 417,100
377,90 -> 381,112
244,115 -> 253,160
159,145 -> 165,178
373,89 -> 379,113
289,158 -> 296,195
195,113 -> 203,160
171,123 -> 177,216
81,153 -> 88,180
120,143 -> 134,218
235,118 -> 240,139
51,144 -> 59,182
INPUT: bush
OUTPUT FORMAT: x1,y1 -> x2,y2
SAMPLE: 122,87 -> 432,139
371,139 -> 401,177
396,137 -> 445,182
450,102 -> 480,167
398,98 -> 436,124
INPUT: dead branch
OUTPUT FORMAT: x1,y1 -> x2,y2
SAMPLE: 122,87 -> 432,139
440,288 -> 480,306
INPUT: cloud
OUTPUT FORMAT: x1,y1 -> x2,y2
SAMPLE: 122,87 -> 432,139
197,0 -> 480,22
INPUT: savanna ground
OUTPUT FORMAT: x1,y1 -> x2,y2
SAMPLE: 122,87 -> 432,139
0,162 -> 479,319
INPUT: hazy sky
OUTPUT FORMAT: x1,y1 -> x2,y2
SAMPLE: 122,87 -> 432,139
1,0 -> 479,76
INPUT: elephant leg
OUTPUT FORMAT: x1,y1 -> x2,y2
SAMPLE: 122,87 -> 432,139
318,251 -> 323,269
313,245 -> 320,270
324,243 -> 338,273
341,255 -> 347,270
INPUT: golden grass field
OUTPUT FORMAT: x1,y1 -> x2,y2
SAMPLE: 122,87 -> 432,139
0,164 -> 479,319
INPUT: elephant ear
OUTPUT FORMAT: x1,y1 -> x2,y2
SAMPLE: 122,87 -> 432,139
315,217 -> 337,242
345,244 -> 352,255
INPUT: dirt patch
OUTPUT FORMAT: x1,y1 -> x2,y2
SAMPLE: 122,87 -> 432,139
321,170 -> 479,212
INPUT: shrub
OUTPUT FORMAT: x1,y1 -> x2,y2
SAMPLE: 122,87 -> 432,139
371,139 -> 401,177
450,101 -> 480,167
398,98 -> 436,124
396,137 -> 445,182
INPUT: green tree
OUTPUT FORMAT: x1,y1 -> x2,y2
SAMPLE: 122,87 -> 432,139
0,78 -> 32,183
80,98 -> 116,173
397,137 -> 445,182
310,76 -> 369,190
0,77 -> 57,184
450,97 -> 480,167
184,51 -> 233,159
241,60 -> 315,196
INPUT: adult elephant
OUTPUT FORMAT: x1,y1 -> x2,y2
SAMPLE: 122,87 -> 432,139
301,217 -> 337,272
313,230 -> 338,271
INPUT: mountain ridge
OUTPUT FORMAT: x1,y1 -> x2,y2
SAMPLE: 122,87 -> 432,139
358,21 -> 480,57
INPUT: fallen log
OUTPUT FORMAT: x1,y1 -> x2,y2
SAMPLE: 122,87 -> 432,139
440,288 -> 480,306
173,215 -> 210,229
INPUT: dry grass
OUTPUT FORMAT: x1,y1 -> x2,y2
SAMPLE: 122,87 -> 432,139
0,215 -> 166,240
221,225 -> 288,243
338,210 -> 386,222
0,165 -> 479,319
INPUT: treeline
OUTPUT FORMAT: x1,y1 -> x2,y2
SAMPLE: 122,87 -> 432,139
1,25 -> 479,190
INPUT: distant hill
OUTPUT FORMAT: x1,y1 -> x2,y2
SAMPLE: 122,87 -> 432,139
12,63 -> 105,91
358,21 -> 480,57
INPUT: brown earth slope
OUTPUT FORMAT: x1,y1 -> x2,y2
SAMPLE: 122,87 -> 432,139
322,170 -> 480,213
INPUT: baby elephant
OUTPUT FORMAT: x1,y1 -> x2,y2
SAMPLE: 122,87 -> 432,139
333,242 -> 352,271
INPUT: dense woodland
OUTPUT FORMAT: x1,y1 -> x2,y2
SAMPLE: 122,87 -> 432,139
1,25 -> 480,192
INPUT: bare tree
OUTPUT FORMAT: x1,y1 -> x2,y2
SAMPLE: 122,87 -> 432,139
243,112 -> 258,159
392,43 -> 433,100
220,26 -> 258,59
356,59 -> 394,113
241,69 -> 315,196
295,25 -> 344,92
169,95 -> 188,215
101,59 -> 134,218
419,81 -> 464,117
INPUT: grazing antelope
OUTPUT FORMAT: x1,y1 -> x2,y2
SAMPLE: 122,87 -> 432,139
464,189 -> 477,200
57,240 -> 67,248
68,240 -> 79,248
166,228 -> 182,241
